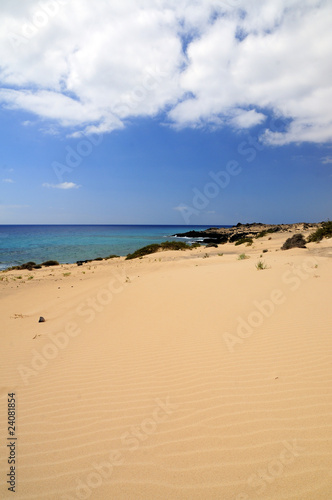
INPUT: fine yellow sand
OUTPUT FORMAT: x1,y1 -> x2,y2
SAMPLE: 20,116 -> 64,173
1,229 -> 332,499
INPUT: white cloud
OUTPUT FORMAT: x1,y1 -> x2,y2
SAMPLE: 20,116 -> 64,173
42,182 -> 80,189
173,205 -> 189,212
0,0 -> 331,144
321,156 -> 332,165
2,178 -> 14,183
230,109 -> 266,129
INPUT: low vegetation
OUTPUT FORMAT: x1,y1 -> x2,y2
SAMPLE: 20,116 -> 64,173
281,234 -> 306,250
256,227 -> 280,239
126,241 -> 192,260
256,260 -> 267,270
8,261 -> 38,271
235,237 -> 253,246
307,220 -> 332,242
160,241 -> 191,251
41,260 -> 60,267
238,253 -> 249,260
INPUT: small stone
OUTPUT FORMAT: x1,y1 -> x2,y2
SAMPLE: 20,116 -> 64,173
39,316 -> 45,323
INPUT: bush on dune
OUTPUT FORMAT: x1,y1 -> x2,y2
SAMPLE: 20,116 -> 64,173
126,240 -> 191,260
160,241 -> 191,251
126,244 -> 162,260
281,234 -> 306,250
8,261 -> 40,271
235,237 -> 253,246
307,220 -> 332,242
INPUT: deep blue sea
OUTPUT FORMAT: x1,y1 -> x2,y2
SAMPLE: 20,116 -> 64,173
0,225 -> 227,270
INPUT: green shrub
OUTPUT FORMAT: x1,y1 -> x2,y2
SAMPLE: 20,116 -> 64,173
20,261 -> 36,270
126,244 -> 161,260
191,242 -> 201,248
235,237 -> 253,246
8,261 -> 37,271
256,230 -> 267,239
160,240 -> 190,250
256,227 -> 280,239
281,234 -> 306,250
104,254 -> 119,260
238,253 -> 249,260
256,260 -> 267,270
307,221 -> 332,242
41,260 -> 59,267
126,241 -> 191,260
230,233 -> 246,243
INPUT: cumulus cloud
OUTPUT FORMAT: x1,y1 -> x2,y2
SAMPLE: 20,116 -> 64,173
0,0 -> 331,144
42,182 -> 80,189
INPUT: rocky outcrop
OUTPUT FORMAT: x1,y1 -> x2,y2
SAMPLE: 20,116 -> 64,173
173,222 -> 320,245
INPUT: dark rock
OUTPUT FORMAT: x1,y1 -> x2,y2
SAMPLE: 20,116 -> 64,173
206,243 -> 218,248
38,316 -> 45,323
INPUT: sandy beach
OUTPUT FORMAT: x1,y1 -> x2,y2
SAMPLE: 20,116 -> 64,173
1,228 -> 332,499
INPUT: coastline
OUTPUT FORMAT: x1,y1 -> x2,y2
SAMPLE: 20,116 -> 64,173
0,224 -> 224,271
1,225 -> 332,499
0,221 -> 323,272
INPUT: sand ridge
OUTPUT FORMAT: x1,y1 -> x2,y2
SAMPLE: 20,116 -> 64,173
0,229 -> 332,499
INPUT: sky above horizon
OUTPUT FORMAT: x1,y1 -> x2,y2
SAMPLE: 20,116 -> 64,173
0,0 -> 331,225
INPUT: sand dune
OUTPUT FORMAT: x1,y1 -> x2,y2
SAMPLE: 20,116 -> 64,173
1,230 -> 332,499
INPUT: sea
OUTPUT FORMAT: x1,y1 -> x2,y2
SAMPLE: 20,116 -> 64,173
0,225 -> 227,271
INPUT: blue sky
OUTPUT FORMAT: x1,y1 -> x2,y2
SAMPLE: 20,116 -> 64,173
0,0 -> 331,225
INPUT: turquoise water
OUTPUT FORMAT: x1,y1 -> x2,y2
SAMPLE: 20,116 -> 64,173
0,225 -> 226,270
